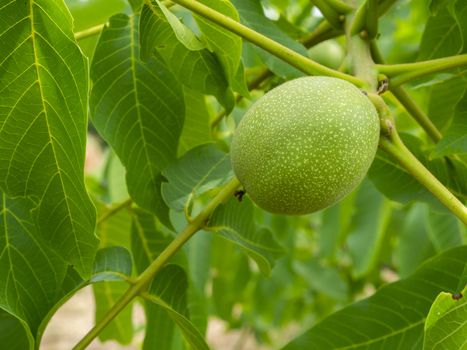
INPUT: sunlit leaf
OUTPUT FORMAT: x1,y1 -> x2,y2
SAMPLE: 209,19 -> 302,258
162,144 -> 233,211
178,88 -> 212,156
0,194 -> 66,341
90,14 -> 183,223
67,0 -> 129,57
208,197 -> 284,276
282,246 -> 467,350
140,1 -> 234,110
0,197 -> 133,349
423,286 -> 467,350
0,0 -> 98,277
194,0 -> 248,95
0,310 -> 31,350
231,0 -> 307,78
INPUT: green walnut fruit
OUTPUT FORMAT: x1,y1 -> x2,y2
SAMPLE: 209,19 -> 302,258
231,76 -> 380,215
308,40 -> 345,70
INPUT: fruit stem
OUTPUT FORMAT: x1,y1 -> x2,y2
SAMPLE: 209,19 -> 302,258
167,0 -> 365,86
379,131 -> 467,225
376,54 -> 467,86
72,177 -> 241,349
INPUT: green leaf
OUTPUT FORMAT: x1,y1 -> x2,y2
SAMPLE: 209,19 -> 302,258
397,204 -> 436,278
423,286 -> 467,350
90,14 -> 183,222
186,232 -> 212,294
143,300 -> 176,350
161,144 -> 233,211
427,75 -> 466,132
93,282 -> 134,344
0,0 -> 98,277
131,208 -> 176,275
185,233 -> 212,336
96,200 -> 132,248
91,246 -> 134,344
0,197 -> 133,349
418,3 -> 465,60
429,0 -> 451,15
317,192 -> 356,259
211,235 -> 251,321
194,0 -> 246,95
231,0 -> 307,78
426,205 -> 464,252
130,208 -> 178,349
0,309 -> 31,350
67,0 -> 129,57
369,134 -> 451,209
139,2 -> 234,111
128,0 -> 144,12
208,197 -> 284,276
281,246 -> 467,350
153,0 -> 205,51
432,90 -> 467,157
91,246 -> 133,282
105,151 -> 131,203
347,180 -> 392,278
293,260 -> 348,301
146,264 -> 210,350
317,204 -> 342,259
131,209 -> 204,349
0,194 -> 67,339
178,88 -> 212,156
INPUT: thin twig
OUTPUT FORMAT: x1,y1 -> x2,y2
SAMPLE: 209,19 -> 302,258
72,178 -> 241,349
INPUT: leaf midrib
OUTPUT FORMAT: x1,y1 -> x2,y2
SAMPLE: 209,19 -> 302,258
28,0 -> 84,271
129,15 -> 158,197
335,319 -> 425,350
